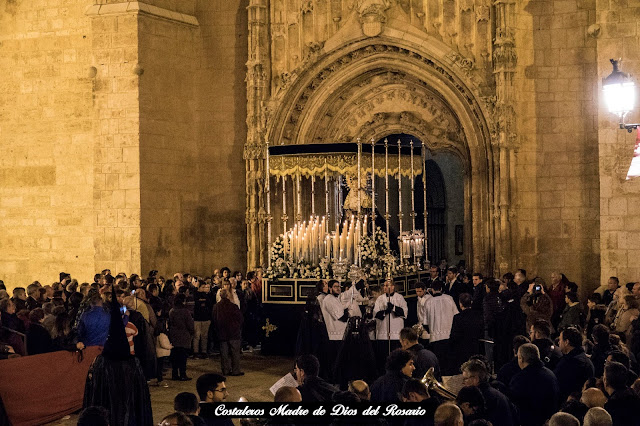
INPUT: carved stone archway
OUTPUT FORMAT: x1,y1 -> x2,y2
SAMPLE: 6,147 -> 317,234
245,0 -> 518,276
259,39 -> 493,273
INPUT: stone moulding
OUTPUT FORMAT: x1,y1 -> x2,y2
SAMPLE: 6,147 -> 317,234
85,2 -> 199,27
270,42 -> 491,148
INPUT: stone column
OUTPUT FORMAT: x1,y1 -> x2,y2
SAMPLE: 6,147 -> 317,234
492,0 -> 517,274
245,0 -> 271,268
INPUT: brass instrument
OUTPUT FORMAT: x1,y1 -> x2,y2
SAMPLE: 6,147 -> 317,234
420,367 -> 457,400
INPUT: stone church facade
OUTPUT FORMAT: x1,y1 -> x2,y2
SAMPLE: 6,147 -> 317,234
0,0 -> 638,292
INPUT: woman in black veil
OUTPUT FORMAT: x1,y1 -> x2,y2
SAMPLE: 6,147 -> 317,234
295,280 -> 330,377
82,286 -> 153,426
332,280 -> 377,389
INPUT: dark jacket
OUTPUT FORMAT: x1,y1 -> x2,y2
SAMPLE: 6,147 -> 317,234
450,308 -> 484,368
585,304 -> 606,340
26,323 -> 58,355
188,414 -> 206,426
371,370 -> 408,402
477,382 -> 516,426
11,297 -> 26,313
532,338 -> 562,371
298,375 -> 338,402
602,289 -> 616,306
1,312 -> 25,333
444,278 -> 470,309
148,295 -> 163,317
25,296 -> 41,311
508,360 -> 559,426
212,298 -> 243,341
193,291 -> 214,322
557,303 -> 583,330
604,388 -> 640,426
497,357 -> 521,388
198,402 -> 234,426
590,342 -> 612,378
471,283 -> 486,311
406,343 -> 441,382
483,292 -> 504,337
553,347 -> 594,401
168,306 -> 194,349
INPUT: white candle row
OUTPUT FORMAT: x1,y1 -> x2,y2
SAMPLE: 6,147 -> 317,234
280,214 -> 368,267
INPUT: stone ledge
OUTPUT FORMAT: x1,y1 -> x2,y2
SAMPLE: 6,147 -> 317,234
85,1 -> 199,27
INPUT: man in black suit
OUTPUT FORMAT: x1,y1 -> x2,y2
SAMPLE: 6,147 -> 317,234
553,327 -> 595,402
471,273 -> 486,311
509,343 -> 560,426
196,373 -> 233,426
444,267 -> 470,310
449,293 -> 484,373
424,265 -> 442,289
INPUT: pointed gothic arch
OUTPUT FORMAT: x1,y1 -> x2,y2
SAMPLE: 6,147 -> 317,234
263,38 -> 497,273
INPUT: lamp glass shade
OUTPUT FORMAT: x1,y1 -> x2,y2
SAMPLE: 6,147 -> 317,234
604,81 -> 636,116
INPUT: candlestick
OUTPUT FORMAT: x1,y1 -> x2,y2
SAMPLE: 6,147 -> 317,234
422,140 -> 428,266
371,138 -> 375,236
296,171 -> 302,223
357,138 -> 362,217
397,139 -> 403,238
282,169 -> 288,238
266,142 -> 271,267
410,140 -> 416,235
324,161 -> 330,226
384,138 -> 390,238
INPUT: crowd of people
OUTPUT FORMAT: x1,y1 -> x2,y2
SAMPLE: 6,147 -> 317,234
3,262 -> 640,425
0,267 -> 264,383
287,263 -> 640,425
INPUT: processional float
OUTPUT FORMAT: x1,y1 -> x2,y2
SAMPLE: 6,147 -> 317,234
264,138 -> 429,281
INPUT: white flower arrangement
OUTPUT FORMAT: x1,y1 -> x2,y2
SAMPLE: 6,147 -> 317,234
267,228 -> 398,279
358,227 -> 397,277
266,236 -> 324,279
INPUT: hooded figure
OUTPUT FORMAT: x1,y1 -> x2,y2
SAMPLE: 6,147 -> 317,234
82,285 -> 153,426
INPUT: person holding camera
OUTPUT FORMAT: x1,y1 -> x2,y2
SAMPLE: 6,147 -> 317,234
520,280 -> 553,331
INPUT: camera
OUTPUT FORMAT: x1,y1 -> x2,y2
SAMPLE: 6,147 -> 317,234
534,284 -> 542,292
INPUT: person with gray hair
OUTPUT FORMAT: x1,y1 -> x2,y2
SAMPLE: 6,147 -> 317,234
583,407 -> 612,426
461,359 -> 515,426
548,412 -> 579,426
508,343 -> 560,426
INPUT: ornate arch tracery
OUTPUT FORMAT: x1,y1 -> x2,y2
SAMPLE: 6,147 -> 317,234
245,0 -> 518,276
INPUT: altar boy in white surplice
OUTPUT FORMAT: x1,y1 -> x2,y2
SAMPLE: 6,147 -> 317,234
372,279 -> 407,372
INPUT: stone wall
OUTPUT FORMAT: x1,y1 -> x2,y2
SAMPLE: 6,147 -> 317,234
137,6 -> 200,275
193,0 -> 248,272
596,0 -> 640,285
515,0 -> 601,292
0,0 -> 97,289
88,6 -> 143,276
0,0 -> 250,290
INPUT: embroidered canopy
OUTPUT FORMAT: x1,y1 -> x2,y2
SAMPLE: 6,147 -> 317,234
268,143 -> 424,178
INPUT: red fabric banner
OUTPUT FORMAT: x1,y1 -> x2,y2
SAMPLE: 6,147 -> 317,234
0,347 -> 101,426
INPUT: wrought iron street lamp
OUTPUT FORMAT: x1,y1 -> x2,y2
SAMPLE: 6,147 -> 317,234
603,59 -> 638,132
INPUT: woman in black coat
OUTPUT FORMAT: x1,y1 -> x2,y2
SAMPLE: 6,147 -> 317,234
26,308 -> 58,355
168,294 -> 194,380
370,349 -> 415,402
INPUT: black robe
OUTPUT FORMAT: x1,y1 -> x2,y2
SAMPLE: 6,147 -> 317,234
83,355 -> 153,426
